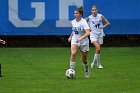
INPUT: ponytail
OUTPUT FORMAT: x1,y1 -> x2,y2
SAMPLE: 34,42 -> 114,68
75,6 -> 84,16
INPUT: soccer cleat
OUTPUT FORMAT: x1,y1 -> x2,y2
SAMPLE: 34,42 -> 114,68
85,69 -> 90,78
91,62 -> 95,68
98,65 -> 103,69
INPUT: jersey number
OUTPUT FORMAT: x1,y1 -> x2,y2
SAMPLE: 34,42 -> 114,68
74,31 -> 79,34
95,24 -> 100,28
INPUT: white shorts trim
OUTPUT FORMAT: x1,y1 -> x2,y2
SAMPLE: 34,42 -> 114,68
71,43 -> 89,52
79,44 -> 89,52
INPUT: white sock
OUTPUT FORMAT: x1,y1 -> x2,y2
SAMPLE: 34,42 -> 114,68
92,54 -> 98,63
84,63 -> 89,72
70,62 -> 75,69
96,54 -> 101,66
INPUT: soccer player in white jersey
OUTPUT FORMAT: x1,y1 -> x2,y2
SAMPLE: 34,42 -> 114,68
86,6 -> 110,69
68,6 -> 90,78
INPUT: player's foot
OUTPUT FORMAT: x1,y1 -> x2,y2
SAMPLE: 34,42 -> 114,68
98,65 -> 103,69
85,69 -> 90,78
91,62 -> 95,68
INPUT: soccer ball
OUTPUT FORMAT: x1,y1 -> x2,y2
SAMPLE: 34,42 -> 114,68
65,69 -> 75,79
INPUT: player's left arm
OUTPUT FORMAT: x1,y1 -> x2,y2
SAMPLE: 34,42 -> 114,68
76,29 -> 90,42
100,15 -> 110,29
76,20 -> 90,42
85,17 -> 90,22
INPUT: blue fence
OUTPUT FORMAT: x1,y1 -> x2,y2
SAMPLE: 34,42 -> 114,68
0,0 -> 140,35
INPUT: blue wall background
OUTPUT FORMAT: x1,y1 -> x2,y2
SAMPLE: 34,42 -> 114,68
0,0 -> 140,35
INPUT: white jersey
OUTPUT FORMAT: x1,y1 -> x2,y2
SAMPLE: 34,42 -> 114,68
71,18 -> 90,45
88,13 -> 105,37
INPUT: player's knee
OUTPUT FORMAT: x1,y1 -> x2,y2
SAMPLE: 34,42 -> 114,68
71,51 -> 77,56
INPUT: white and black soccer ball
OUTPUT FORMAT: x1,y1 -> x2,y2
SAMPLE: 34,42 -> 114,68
65,69 -> 75,79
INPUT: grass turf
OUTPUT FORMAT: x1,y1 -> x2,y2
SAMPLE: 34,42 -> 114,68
0,47 -> 140,93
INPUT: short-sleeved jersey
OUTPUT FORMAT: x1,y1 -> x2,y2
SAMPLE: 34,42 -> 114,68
88,13 -> 105,37
71,18 -> 90,45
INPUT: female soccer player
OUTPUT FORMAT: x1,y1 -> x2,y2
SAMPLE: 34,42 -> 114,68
68,6 -> 90,78
86,6 -> 110,69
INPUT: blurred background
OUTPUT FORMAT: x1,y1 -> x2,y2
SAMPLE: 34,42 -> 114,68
0,0 -> 140,47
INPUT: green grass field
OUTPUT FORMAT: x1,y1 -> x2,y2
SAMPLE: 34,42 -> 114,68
0,47 -> 140,93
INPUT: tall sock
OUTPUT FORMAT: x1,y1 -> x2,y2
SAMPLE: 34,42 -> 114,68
92,54 -> 98,63
96,54 -> 101,66
84,63 -> 89,72
70,62 -> 75,69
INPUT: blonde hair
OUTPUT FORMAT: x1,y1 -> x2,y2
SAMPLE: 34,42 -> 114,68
92,6 -> 98,10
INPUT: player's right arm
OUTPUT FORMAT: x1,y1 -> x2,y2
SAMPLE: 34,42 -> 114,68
86,17 -> 90,22
68,32 -> 73,43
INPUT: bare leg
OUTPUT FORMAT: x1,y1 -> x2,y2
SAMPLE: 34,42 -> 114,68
91,41 -> 103,68
70,44 -> 78,69
81,51 -> 90,78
